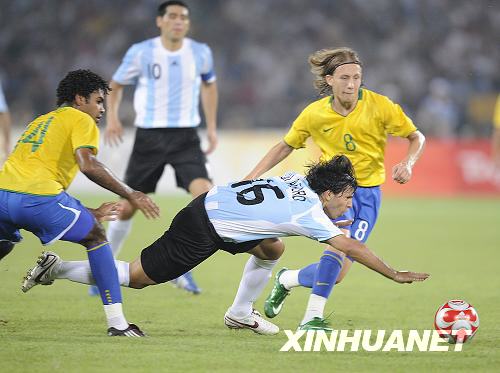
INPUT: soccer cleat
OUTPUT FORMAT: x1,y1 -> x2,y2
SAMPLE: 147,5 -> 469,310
172,271 -> 201,294
21,251 -> 61,293
88,285 -> 100,296
298,317 -> 333,332
224,309 -> 279,335
264,268 -> 290,318
107,323 -> 146,337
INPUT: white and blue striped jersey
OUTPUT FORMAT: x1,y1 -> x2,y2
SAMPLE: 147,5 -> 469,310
204,172 -> 343,243
112,37 -> 216,129
0,81 -> 8,113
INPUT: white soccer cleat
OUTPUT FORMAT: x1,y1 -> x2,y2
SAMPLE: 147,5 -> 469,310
224,309 -> 279,335
21,251 -> 61,293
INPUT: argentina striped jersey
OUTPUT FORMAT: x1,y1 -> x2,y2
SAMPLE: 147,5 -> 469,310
112,37 -> 216,128
204,172 -> 343,243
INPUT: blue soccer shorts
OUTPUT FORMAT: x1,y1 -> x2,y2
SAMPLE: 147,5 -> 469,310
0,190 -> 95,245
333,185 -> 382,247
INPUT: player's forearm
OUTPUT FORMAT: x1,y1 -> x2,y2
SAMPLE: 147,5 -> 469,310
244,141 -> 294,180
201,82 -> 218,132
403,130 -> 425,168
328,237 -> 397,280
106,81 -> 124,123
81,161 -> 134,200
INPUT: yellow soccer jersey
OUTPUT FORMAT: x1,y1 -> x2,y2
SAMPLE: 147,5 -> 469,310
494,94 -> 500,129
284,89 -> 417,186
0,106 -> 99,195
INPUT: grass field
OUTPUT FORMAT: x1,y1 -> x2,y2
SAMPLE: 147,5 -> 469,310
0,195 -> 499,372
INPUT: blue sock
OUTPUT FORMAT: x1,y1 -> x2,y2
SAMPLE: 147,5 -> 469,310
86,242 -> 122,305
298,263 -> 318,287
311,250 -> 343,298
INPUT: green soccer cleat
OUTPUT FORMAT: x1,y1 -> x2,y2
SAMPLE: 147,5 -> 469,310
298,317 -> 333,332
264,268 -> 290,318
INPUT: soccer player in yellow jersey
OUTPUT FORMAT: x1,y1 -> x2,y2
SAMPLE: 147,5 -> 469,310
491,94 -> 500,168
246,47 -> 426,330
0,70 -> 159,337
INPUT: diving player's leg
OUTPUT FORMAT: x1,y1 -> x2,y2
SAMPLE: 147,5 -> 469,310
224,238 -> 283,335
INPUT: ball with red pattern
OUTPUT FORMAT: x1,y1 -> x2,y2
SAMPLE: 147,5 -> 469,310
434,300 -> 479,344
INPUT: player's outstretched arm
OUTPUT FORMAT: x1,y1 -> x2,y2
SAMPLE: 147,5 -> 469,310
76,148 -> 160,219
244,141 -> 294,180
104,81 -> 125,147
326,235 -> 429,284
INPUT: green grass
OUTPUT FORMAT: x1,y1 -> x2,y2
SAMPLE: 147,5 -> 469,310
0,195 -> 499,372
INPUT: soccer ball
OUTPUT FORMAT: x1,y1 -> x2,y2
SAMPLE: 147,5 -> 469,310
434,300 -> 479,344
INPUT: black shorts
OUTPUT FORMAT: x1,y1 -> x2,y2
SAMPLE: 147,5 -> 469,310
140,193 -> 263,284
124,127 -> 210,193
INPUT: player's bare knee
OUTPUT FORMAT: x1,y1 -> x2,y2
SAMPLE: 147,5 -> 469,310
128,258 -> 156,289
259,238 -> 284,260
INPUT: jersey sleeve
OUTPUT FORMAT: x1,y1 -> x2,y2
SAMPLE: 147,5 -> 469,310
200,44 -> 216,83
112,43 -> 142,85
298,204 -> 344,242
283,107 -> 311,149
381,96 -> 418,138
71,115 -> 99,155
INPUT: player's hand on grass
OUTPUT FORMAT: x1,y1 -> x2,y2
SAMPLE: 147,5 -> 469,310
128,191 -> 160,219
393,270 -> 430,284
92,202 -> 122,222
104,119 -> 124,147
392,162 -> 412,184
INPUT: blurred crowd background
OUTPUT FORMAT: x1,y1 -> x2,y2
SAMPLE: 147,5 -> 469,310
0,0 -> 498,137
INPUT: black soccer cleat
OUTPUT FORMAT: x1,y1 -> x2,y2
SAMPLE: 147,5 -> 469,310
107,323 -> 146,337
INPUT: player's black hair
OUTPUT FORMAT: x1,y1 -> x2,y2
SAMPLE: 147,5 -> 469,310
56,69 -> 110,106
158,0 -> 189,16
306,155 -> 357,195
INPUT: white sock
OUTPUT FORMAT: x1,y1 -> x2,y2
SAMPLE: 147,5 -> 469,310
55,261 -> 94,284
104,303 -> 129,330
107,219 -> 132,257
301,294 -> 327,325
279,269 -> 300,290
115,261 -> 130,287
229,256 -> 277,318
56,260 -> 130,286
